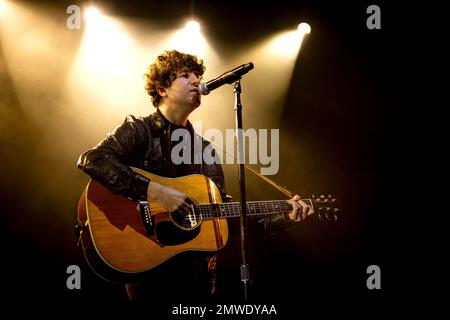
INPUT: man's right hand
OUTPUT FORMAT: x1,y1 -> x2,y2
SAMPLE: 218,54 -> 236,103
147,181 -> 193,213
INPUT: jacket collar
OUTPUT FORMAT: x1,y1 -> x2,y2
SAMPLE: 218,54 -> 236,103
151,108 -> 194,132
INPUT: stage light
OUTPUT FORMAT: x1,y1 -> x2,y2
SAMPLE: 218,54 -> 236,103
85,7 -> 101,21
66,5 -> 135,119
186,21 -> 200,32
165,20 -> 207,57
268,31 -> 302,57
225,23 -> 311,127
81,7 -> 130,67
0,0 -> 7,16
297,23 -> 311,35
267,23 -> 311,57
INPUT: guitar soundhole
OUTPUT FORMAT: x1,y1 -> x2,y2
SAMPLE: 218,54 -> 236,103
170,209 -> 202,230
155,221 -> 201,246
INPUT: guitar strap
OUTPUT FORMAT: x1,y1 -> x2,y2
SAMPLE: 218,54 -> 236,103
206,139 -> 295,198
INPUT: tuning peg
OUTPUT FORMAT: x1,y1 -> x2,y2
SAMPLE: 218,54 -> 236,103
317,206 -> 325,220
325,208 -> 333,220
314,195 -> 322,203
328,208 -> 339,221
318,206 -> 329,220
317,207 -> 339,221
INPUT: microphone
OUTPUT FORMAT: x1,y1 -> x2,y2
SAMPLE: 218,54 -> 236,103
198,62 -> 254,95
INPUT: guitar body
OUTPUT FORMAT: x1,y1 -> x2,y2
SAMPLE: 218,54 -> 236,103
77,167 -> 228,283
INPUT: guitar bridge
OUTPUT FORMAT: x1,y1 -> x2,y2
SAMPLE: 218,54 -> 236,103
139,200 -> 155,236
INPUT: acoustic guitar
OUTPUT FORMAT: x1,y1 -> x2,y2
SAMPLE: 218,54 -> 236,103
77,167 -> 338,283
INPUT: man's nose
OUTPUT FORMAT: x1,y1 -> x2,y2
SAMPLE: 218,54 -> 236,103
190,74 -> 200,86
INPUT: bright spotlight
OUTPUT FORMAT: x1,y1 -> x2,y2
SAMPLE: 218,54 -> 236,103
0,0 -> 7,16
269,31 -> 302,57
268,23 -> 311,58
185,21 -> 200,32
85,7 -> 101,21
297,23 -> 311,35
166,20 -> 206,57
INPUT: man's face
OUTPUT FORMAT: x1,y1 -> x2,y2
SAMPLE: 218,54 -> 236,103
164,68 -> 201,110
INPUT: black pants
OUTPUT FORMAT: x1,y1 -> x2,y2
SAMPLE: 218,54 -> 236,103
123,252 -> 216,303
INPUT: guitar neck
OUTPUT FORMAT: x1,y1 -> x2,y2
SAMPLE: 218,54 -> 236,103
195,199 -> 313,220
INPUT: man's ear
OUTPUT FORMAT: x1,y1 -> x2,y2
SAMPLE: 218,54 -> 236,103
157,87 -> 167,97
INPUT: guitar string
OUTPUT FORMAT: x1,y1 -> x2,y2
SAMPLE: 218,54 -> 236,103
189,200 -> 294,221
179,199 -> 317,225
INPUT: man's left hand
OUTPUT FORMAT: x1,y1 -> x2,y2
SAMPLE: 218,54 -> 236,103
287,195 -> 314,222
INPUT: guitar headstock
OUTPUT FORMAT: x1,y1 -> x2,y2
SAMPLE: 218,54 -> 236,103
310,194 -> 340,221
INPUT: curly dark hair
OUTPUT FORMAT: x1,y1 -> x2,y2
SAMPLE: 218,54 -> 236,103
144,50 -> 206,107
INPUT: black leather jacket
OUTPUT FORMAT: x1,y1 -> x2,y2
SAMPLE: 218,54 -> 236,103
78,109 -> 227,201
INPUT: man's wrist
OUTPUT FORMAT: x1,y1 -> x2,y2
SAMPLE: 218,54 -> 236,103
147,181 -> 161,199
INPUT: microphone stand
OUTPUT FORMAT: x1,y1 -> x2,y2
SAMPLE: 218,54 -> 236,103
233,79 -> 251,300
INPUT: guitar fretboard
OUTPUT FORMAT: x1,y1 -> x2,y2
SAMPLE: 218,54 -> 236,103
192,199 -> 313,220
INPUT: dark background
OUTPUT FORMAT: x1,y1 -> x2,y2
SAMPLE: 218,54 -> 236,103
1,0 -> 399,314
